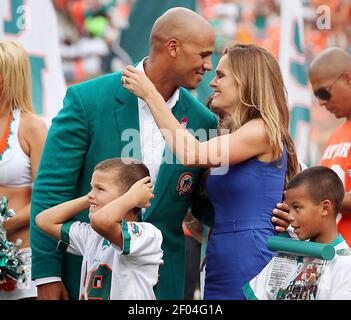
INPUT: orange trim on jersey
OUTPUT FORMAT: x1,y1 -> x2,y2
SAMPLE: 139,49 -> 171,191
83,261 -> 87,288
0,113 -> 13,157
320,120 -> 351,245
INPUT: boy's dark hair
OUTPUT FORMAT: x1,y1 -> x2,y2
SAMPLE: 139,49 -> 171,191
94,157 -> 149,194
286,166 -> 344,214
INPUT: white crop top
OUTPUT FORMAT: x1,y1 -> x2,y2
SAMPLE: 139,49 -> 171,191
0,109 -> 32,187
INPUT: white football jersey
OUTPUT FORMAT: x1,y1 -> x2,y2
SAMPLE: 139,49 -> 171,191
59,220 -> 163,300
244,235 -> 351,300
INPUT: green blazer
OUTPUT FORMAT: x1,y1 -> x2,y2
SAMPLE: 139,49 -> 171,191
30,70 -> 218,300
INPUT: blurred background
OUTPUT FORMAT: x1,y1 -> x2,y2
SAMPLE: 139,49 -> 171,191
52,0 -> 350,166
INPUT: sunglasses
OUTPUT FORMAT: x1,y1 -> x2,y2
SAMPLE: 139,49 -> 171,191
313,72 -> 345,101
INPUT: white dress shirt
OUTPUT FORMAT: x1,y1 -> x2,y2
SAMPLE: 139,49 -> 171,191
136,58 -> 179,185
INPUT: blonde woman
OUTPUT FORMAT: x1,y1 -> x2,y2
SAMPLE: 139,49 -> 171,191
0,41 -> 47,299
122,43 -> 300,299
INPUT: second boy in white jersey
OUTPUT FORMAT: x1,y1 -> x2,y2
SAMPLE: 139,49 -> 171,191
244,166 -> 351,300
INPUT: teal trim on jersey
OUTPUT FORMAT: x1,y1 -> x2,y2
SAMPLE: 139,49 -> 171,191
57,220 -> 75,252
102,239 -> 110,247
331,234 -> 344,247
242,283 -> 258,300
121,221 -> 131,255
61,220 -> 76,243
56,240 -> 68,252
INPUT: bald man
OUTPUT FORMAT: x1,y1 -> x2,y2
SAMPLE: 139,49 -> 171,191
272,47 -> 351,244
30,7 -> 218,300
310,47 -> 351,245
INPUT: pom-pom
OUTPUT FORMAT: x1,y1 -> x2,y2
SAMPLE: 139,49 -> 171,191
0,196 -> 31,292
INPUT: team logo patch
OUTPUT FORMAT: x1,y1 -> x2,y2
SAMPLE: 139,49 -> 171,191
176,172 -> 193,195
180,117 -> 188,128
129,222 -> 142,237
336,248 -> 351,256
102,239 -> 111,248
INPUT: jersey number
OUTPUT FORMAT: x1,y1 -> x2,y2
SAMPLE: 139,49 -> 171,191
86,265 -> 112,300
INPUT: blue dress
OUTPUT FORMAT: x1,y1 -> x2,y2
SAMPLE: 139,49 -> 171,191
204,151 -> 287,300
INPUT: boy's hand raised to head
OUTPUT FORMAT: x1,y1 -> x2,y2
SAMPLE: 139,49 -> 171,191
128,176 -> 155,208
272,202 -> 291,233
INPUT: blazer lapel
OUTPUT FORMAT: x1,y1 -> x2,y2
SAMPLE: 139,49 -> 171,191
114,84 -> 142,161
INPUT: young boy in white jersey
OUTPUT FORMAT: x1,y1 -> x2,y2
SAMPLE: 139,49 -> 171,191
244,166 -> 351,300
35,158 -> 163,300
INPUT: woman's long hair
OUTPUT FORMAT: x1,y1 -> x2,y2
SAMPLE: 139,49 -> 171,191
215,43 -> 299,184
0,41 -> 34,113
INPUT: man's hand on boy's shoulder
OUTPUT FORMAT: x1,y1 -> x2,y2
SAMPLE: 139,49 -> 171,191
272,202 -> 290,233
